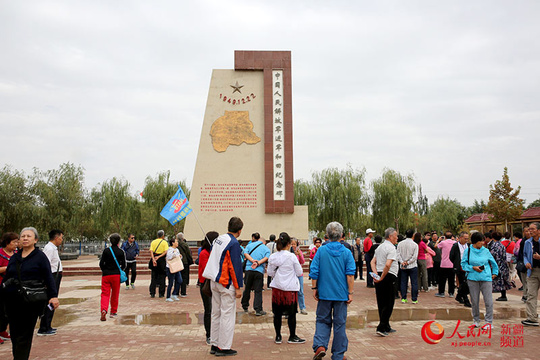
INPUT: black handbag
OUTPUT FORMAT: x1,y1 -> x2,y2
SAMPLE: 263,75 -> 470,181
202,279 -> 212,297
16,261 -> 48,303
516,260 -> 527,273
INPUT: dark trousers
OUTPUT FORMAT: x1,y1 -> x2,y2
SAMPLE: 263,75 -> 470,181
39,272 -> 62,332
400,267 -> 418,301
6,295 -> 44,360
354,260 -> 364,280
273,304 -> 297,338
0,296 -> 8,333
149,268 -> 166,297
428,267 -> 435,286
267,275 -> 272,288
438,267 -> 455,295
432,262 -> 440,285
241,270 -> 264,312
375,273 -> 396,332
455,270 -> 469,301
200,285 -> 212,338
180,267 -> 190,296
166,268 -> 182,298
125,262 -> 137,286
364,253 -> 373,286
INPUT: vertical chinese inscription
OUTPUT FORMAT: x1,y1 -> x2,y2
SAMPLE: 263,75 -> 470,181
272,70 -> 285,201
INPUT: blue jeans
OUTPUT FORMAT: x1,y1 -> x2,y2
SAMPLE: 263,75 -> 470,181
400,267 -> 418,301
166,268 -> 182,298
298,276 -> 305,310
312,300 -> 348,360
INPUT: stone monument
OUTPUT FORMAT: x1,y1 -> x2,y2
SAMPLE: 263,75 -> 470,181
183,50 -> 308,241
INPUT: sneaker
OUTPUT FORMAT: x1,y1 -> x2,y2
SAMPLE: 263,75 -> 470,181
243,308 -> 249,313
473,322 -> 480,328
300,309 -> 308,315
521,319 -> 540,327
388,328 -> 397,333
0,331 -> 10,340
496,296 -> 508,301
287,335 -> 306,344
206,337 -> 211,345
180,294 -> 187,298
456,296 -> 464,304
376,330 -> 389,337
150,294 -> 155,298
165,298 -> 174,302
255,310 -> 267,316
482,323 -> 492,329
37,330 -> 56,336
171,295 -> 180,301
522,296 -> 527,303
100,310 -> 107,321
313,346 -> 326,360
412,300 -> 418,304
401,299 -> 408,304
131,284 -> 135,289
448,293 -> 454,298
275,335 -> 282,344
215,348 -> 238,356
435,293 -> 445,298
464,301 -> 472,308
126,285 -> 130,290
110,313 -> 118,319
210,345 -> 219,355
518,286 -> 524,291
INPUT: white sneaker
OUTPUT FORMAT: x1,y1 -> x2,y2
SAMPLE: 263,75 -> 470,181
171,295 -> 180,301
165,298 -> 174,302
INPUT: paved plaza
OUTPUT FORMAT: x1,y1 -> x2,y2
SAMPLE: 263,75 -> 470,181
1,258 -> 538,359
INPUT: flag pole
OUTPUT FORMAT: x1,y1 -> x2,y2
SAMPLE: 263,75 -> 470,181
189,209 -> 212,246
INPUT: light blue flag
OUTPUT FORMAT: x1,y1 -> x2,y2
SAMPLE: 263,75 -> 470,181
160,186 -> 192,225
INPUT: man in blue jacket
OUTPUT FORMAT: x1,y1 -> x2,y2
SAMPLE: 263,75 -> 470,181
121,234 -> 139,289
310,221 -> 355,360
523,222 -> 540,326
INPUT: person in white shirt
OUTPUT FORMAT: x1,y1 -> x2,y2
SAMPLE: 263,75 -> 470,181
266,234 -> 277,288
397,229 -> 419,304
267,232 -> 305,345
38,229 -> 64,336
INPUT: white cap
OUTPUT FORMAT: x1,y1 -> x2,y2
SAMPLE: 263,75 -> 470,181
365,228 -> 376,235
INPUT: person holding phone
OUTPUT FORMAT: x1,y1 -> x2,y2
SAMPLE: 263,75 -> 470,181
461,232 -> 499,328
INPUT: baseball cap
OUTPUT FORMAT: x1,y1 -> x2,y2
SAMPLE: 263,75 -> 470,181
365,228 -> 376,235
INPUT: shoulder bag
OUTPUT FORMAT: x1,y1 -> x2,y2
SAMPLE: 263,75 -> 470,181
167,252 -> 184,273
16,260 -> 48,303
243,242 -> 263,272
110,247 -> 128,283
148,239 -> 165,269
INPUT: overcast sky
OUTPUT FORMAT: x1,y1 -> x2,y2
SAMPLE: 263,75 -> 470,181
1,0 -> 539,207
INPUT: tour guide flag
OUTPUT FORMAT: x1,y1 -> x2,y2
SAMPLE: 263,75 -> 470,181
160,186 -> 193,225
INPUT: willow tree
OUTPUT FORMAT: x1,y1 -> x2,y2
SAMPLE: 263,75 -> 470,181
0,166 -> 36,233
308,166 -> 369,235
486,167 -> 524,231
371,169 -> 415,234
428,196 -> 466,234
90,177 -> 140,236
294,179 -> 318,231
31,163 -> 89,239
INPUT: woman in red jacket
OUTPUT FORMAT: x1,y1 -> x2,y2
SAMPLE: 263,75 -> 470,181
198,231 -> 219,345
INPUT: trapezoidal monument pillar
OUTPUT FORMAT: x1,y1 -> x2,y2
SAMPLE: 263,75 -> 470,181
183,50 -> 308,240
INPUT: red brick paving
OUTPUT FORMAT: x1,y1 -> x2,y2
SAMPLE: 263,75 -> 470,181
0,264 -> 537,359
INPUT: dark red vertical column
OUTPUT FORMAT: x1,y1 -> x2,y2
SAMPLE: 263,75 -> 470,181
234,50 -> 294,214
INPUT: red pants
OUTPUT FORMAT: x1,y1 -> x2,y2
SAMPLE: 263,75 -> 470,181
101,275 -> 120,314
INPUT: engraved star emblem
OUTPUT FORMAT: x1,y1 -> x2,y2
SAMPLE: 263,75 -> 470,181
230,81 -> 244,94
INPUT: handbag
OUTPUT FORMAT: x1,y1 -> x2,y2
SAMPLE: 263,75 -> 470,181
516,260 -> 527,273
16,261 -> 48,303
201,279 -> 212,297
109,247 -> 128,283
167,254 -> 184,273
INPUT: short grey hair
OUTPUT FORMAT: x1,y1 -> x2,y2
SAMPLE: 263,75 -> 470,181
176,232 -> 185,241
459,231 -> 468,238
384,228 -> 396,239
157,230 -> 165,238
21,227 -> 39,239
326,222 -> 343,242
531,222 -> 540,230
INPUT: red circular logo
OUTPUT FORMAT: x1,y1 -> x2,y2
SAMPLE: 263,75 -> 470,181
421,321 -> 445,344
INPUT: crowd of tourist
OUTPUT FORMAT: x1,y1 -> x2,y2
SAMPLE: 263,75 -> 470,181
0,220 -> 539,360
